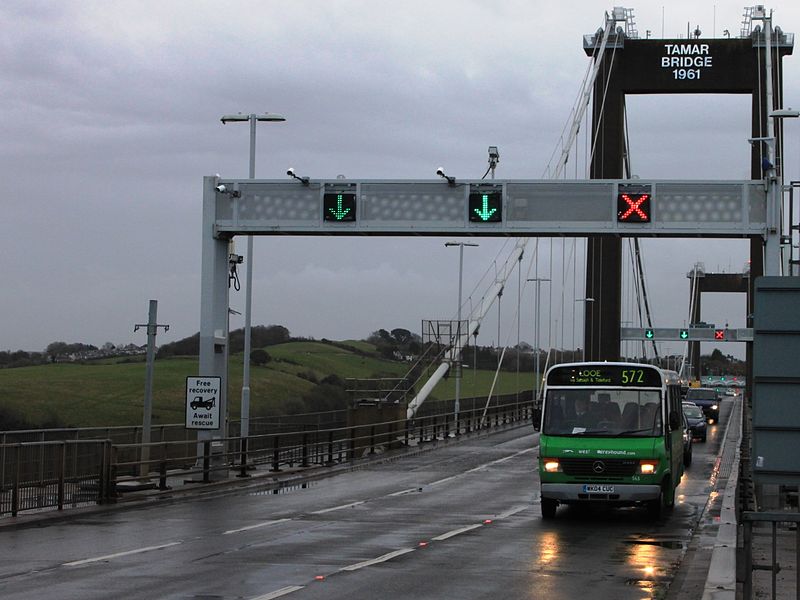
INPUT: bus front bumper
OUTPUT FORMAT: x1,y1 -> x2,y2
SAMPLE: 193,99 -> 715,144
541,483 -> 661,503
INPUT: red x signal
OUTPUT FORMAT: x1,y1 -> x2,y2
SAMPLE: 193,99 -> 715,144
714,329 -> 725,340
617,193 -> 651,222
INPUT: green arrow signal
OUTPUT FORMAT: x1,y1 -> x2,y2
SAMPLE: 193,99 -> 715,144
328,194 -> 351,220
679,329 -> 689,340
473,194 -> 497,221
645,329 -> 654,339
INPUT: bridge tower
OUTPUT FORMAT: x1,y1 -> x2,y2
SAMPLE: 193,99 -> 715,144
582,8 -> 793,364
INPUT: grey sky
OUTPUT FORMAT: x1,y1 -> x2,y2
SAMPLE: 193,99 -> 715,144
2,1 -> 798,362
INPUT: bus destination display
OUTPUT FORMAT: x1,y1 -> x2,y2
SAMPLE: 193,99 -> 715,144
547,365 -> 662,387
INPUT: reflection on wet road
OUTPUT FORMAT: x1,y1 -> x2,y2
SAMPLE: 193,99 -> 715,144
0,400 -> 733,599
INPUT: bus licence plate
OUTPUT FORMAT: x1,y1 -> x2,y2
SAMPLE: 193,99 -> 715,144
583,484 -> 614,494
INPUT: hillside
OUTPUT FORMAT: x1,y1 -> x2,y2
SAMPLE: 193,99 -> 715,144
0,339 -> 536,429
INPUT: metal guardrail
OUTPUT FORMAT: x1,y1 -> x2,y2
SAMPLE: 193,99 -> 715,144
1,399 -> 532,518
742,511 -> 800,600
0,440 -> 113,517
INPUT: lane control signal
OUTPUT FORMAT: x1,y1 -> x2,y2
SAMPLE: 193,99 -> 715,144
468,190 -> 502,222
617,183 -> 652,223
323,192 -> 357,222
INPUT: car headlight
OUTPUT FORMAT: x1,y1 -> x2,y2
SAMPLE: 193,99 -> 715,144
711,404 -> 718,410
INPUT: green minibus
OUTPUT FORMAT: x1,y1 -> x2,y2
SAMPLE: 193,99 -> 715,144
537,362 -> 685,520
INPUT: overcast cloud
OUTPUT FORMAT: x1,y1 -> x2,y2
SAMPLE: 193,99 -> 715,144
2,1 -> 798,361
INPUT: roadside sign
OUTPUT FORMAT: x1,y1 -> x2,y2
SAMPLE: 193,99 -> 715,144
185,376 -> 221,430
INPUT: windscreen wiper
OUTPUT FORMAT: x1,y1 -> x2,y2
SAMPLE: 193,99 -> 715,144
616,427 -> 653,435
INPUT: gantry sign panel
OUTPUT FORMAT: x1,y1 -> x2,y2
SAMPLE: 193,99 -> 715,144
620,327 -> 754,342
211,178 -> 766,237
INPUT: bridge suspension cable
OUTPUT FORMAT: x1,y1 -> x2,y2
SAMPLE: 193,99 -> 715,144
406,8 -> 627,418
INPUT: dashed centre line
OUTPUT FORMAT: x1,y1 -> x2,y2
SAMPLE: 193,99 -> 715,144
250,585 -> 305,599
340,548 -> 416,571
223,518 -> 291,535
310,501 -> 366,514
431,523 -> 484,541
63,541 -> 182,567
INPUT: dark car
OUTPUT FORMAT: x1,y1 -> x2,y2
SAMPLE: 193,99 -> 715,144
682,401 -> 708,442
684,387 -> 720,424
681,411 -> 693,466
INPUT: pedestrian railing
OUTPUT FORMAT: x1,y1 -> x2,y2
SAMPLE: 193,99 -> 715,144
741,511 -> 800,599
0,440 -> 113,517
1,399 -> 532,518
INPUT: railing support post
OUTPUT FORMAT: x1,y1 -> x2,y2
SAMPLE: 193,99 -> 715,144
57,441 -> 66,511
270,436 -> 281,472
301,432 -> 309,467
238,437 -> 250,478
11,445 -> 20,517
202,440 -> 211,483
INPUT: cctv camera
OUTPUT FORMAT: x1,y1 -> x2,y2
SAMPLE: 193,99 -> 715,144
215,184 -> 227,193
287,168 -> 295,177
436,167 -> 445,177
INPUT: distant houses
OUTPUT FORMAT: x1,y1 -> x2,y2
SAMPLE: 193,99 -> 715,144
60,343 -> 147,363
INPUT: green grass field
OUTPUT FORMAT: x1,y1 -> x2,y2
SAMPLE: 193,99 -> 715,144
0,340 -> 538,429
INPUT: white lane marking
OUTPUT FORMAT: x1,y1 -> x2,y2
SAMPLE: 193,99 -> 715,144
310,500 -> 365,514
496,505 -> 529,520
223,518 -> 291,535
387,487 -> 419,497
425,447 -> 534,487
340,548 -> 415,571
63,541 -> 182,567
251,585 -> 305,599
431,523 -> 484,541
463,448 -> 534,474
427,475 -> 458,487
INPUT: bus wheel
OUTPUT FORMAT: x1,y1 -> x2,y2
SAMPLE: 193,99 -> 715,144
541,498 -> 557,519
665,479 -> 675,509
646,490 -> 665,520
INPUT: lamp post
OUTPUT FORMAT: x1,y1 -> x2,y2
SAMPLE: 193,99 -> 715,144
527,277 -> 550,404
445,241 -> 479,432
575,298 -> 595,361
221,112 -> 285,443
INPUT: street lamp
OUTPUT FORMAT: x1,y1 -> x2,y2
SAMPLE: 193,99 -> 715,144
575,298 -> 595,361
527,277 -> 550,404
445,241 -> 479,432
221,112 -> 286,444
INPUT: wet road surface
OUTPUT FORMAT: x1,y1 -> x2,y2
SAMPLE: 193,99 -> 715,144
0,400 -> 733,599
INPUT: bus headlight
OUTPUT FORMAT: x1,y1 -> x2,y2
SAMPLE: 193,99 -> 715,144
543,459 -> 562,473
639,460 -> 659,475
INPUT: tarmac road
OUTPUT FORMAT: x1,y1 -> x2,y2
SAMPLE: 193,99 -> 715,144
0,401 -> 732,600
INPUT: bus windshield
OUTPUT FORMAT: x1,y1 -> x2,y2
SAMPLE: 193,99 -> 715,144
542,388 -> 663,437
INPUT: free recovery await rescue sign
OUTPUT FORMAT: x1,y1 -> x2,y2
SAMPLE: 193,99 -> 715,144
185,376 -> 221,430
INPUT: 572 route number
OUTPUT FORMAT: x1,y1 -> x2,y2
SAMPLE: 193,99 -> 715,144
621,369 -> 645,384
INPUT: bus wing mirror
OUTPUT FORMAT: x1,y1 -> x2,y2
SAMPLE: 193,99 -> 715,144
532,408 -> 541,431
